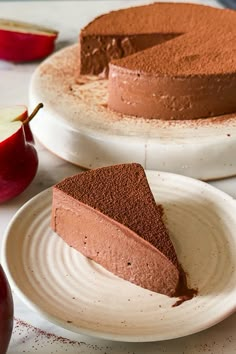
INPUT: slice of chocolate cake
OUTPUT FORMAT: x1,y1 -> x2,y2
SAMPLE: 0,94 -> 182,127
51,163 -> 194,299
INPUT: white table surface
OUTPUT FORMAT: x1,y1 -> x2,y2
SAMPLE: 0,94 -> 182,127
1,1 -> 236,353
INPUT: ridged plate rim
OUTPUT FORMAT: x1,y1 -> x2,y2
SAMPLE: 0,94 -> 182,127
2,171 -> 236,342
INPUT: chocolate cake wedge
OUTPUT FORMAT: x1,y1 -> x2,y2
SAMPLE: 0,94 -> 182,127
51,163 -> 195,299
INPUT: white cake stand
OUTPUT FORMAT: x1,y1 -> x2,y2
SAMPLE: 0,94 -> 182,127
29,44 -> 236,180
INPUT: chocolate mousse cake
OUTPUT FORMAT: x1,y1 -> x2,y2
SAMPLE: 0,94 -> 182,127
51,163 -> 195,299
79,2 -> 236,120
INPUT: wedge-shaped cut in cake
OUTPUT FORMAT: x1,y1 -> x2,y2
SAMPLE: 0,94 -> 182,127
51,163 -> 194,299
80,3 -> 236,76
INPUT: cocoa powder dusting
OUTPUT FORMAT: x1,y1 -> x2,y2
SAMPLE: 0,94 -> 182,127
13,318 -> 113,352
114,24 -> 236,76
14,318 -> 81,346
172,266 -> 198,307
81,3 -> 235,36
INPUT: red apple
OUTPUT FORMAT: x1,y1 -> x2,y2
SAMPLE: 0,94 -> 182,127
0,19 -> 58,62
0,264 -> 13,354
0,103 -> 43,203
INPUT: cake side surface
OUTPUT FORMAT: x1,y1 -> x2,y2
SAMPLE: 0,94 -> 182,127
51,188 -> 180,296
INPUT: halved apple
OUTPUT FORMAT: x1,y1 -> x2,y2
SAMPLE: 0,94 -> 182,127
0,19 -> 58,62
0,104 -> 43,203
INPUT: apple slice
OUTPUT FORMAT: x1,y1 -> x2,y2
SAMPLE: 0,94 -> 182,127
0,105 -> 28,123
0,121 -> 21,142
0,105 -> 31,141
0,19 -> 58,62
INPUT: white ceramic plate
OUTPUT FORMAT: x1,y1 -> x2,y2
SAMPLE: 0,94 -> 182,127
29,44 -> 236,180
2,171 -> 236,342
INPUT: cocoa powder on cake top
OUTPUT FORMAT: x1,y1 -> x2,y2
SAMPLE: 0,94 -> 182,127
111,25 -> 236,76
81,2 -> 234,36
55,163 -> 178,267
